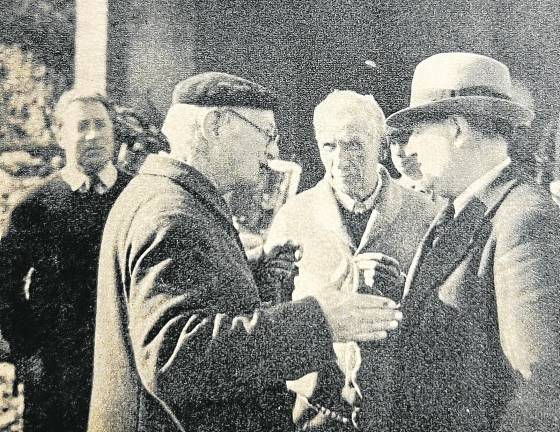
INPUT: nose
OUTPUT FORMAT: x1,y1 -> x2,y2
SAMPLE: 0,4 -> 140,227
402,136 -> 419,159
84,125 -> 98,141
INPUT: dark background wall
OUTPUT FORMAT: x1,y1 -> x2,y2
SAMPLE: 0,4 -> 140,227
109,0 -> 560,190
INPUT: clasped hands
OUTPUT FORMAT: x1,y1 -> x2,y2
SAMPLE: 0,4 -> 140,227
258,242 -> 404,343
315,252 -> 405,343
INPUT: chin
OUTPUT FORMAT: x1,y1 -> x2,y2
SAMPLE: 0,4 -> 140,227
81,160 -> 109,175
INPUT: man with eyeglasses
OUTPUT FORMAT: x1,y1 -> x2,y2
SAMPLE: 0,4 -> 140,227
88,73 -> 403,432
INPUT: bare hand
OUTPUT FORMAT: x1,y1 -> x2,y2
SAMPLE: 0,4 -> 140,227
314,260 -> 402,342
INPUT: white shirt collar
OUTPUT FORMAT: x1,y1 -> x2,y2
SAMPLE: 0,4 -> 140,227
60,163 -> 118,193
453,157 -> 511,217
331,166 -> 383,214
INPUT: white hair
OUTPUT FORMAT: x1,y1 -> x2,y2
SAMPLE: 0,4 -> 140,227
313,90 -> 386,137
161,103 -> 215,157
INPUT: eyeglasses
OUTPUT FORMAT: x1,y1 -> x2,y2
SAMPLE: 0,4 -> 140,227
225,109 -> 279,147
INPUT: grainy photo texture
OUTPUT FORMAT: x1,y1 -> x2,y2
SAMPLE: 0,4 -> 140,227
0,1 -> 559,431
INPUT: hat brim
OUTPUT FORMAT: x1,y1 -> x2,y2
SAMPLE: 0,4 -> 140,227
386,96 -> 535,129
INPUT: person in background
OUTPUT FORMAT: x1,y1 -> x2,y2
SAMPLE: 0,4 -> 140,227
88,73 -> 402,432
265,90 -> 437,430
387,52 -> 560,432
112,103 -> 170,176
0,88 -> 132,431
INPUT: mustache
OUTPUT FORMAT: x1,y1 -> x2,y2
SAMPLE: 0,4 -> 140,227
331,162 -> 365,176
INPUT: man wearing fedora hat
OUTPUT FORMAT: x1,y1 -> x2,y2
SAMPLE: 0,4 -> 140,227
386,52 -> 560,431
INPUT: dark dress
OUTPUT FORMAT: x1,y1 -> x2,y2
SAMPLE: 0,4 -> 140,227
0,170 -> 131,432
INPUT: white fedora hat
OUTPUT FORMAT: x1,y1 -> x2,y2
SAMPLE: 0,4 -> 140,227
386,52 -> 535,128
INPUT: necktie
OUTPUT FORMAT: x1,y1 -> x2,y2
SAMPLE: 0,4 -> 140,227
352,201 -> 367,214
93,179 -> 109,195
426,201 -> 456,250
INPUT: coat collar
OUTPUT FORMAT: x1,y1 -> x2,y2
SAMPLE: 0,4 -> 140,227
404,163 -> 522,302
312,165 -> 403,252
139,154 -> 233,227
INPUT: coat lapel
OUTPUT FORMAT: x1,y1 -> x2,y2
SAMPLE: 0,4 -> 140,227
313,179 -> 355,249
403,164 -> 521,303
357,168 -> 402,253
415,199 -> 489,293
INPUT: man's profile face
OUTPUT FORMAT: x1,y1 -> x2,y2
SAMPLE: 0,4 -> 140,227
58,100 -> 115,175
220,108 -> 279,190
406,119 -> 460,198
316,116 -> 381,198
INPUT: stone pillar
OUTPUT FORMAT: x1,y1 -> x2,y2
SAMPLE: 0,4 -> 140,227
75,0 -> 108,93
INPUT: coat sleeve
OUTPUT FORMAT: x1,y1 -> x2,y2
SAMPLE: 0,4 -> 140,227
125,208 -> 335,410
0,199 -> 43,358
493,204 -> 560,431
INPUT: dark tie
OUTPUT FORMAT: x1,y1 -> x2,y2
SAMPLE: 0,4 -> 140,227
425,201 -> 456,250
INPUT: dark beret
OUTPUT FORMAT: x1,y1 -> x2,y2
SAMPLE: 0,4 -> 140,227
172,72 -> 278,110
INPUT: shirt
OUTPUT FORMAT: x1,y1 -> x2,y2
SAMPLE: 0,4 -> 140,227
331,166 -> 383,214
60,164 -> 118,194
453,157 -> 511,218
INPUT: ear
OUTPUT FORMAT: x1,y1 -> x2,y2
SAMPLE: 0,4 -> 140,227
53,124 -> 64,149
449,115 -> 470,148
200,109 -> 224,143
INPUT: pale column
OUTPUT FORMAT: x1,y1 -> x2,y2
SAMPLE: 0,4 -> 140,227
75,0 -> 108,94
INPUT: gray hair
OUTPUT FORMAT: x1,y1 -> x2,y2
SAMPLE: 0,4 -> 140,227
53,88 -> 110,129
313,90 -> 386,137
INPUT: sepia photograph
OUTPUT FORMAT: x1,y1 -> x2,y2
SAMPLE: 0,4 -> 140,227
0,1 -> 559,431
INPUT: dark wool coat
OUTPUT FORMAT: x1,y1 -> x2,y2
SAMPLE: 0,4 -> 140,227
0,170 -> 131,432
393,164 -> 560,432
88,155 -> 336,432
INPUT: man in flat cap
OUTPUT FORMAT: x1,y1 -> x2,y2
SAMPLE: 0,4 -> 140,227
88,72 -> 402,432
265,90 -> 437,430
387,53 -> 560,432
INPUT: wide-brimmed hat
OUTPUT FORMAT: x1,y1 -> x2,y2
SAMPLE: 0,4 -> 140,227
386,52 -> 535,128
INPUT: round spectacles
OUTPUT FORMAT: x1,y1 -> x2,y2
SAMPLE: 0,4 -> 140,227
226,109 -> 279,147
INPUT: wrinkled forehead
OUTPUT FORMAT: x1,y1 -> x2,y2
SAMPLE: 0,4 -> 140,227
315,115 -> 377,144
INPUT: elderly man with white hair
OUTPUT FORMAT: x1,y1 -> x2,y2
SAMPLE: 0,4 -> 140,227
89,74 -> 403,432
265,90 -> 437,430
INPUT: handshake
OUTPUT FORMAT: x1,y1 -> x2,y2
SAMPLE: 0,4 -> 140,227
257,242 -> 404,343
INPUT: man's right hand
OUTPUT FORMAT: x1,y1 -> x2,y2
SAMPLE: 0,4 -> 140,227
315,291 -> 401,342
313,259 -> 402,342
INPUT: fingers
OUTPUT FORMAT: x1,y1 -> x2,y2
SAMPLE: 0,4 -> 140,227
354,331 -> 388,342
346,308 -> 402,328
363,269 -> 403,288
349,316 -> 401,332
361,265 -> 401,284
350,293 -> 398,309
354,252 -> 400,268
266,258 -> 298,272
267,241 -> 303,261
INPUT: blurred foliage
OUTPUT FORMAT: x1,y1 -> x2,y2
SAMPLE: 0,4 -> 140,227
0,45 -> 57,150
0,0 -> 74,81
